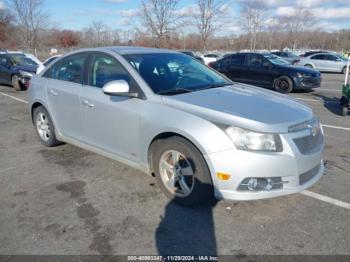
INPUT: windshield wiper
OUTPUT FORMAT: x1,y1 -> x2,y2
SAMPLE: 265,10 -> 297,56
200,82 -> 233,90
157,87 -> 194,95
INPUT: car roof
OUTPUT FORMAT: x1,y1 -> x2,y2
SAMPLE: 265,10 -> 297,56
101,46 -> 178,55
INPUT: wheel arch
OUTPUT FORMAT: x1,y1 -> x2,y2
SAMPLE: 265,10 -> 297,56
147,131 -> 206,175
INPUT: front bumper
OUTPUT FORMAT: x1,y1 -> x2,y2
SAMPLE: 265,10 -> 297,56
17,75 -> 31,89
205,128 -> 325,201
294,76 -> 321,90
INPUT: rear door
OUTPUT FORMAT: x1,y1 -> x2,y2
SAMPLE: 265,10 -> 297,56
80,52 -> 142,162
217,54 -> 247,83
43,52 -> 87,140
310,54 -> 327,71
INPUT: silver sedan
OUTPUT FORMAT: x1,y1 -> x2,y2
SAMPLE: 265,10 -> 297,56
299,53 -> 349,74
28,47 -> 325,206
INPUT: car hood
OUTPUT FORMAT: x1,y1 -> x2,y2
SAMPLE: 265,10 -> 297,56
14,64 -> 37,74
162,84 -> 313,133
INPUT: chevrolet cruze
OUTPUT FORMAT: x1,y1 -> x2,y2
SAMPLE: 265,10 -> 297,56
28,47 -> 325,206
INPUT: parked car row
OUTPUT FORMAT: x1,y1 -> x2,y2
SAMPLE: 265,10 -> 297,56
209,52 -> 321,93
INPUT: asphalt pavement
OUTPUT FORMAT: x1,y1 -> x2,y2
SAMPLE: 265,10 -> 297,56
0,73 -> 349,256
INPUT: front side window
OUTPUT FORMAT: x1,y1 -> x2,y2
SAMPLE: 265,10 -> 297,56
123,53 -> 229,94
247,54 -> 265,67
88,53 -> 130,88
48,53 -> 86,84
9,54 -> 36,66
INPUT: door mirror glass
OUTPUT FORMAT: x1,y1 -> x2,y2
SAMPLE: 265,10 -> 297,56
103,80 -> 137,97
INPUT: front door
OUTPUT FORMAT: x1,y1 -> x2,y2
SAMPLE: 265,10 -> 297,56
80,52 -> 142,162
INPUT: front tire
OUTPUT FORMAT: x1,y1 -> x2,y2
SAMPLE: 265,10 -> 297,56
274,76 -> 293,93
152,136 -> 213,206
33,106 -> 62,147
304,64 -> 313,69
342,67 -> 348,75
341,106 -> 348,116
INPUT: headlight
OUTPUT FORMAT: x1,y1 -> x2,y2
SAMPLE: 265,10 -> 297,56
226,127 -> 283,152
19,70 -> 33,77
297,72 -> 311,78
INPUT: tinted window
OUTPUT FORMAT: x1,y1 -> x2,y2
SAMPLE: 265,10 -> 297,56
46,53 -> 86,84
0,54 -> 9,65
221,54 -> 244,66
325,55 -> 338,61
247,54 -> 265,67
88,53 -> 130,88
311,54 -> 325,60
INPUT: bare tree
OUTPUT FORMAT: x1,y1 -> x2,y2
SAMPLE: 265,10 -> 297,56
82,21 -> 120,47
141,0 -> 180,48
279,8 -> 315,50
7,0 -> 49,53
0,8 -> 14,45
239,0 -> 266,51
193,0 -> 229,52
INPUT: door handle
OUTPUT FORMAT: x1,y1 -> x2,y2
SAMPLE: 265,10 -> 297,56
82,99 -> 94,108
49,90 -> 58,96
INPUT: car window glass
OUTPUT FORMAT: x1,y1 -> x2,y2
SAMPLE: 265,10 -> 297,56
88,53 -> 130,88
311,54 -> 325,60
247,55 -> 264,67
326,55 -> 337,61
49,53 -> 86,84
222,55 -> 244,66
123,53 -> 227,94
0,55 -> 8,65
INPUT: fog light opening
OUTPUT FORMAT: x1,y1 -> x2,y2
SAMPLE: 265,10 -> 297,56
239,177 -> 283,192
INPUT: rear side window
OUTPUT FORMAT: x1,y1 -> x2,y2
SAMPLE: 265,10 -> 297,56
311,54 -> 325,60
221,54 -> 244,66
88,53 -> 130,88
44,53 -> 86,84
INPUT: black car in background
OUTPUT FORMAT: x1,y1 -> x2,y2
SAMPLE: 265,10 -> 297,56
180,51 -> 205,63
0,52 -> 37,90
209,52 -> 322,93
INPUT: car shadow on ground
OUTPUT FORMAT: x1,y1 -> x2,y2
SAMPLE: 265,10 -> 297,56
312,93 -> 344,116
155,190 -> 218,256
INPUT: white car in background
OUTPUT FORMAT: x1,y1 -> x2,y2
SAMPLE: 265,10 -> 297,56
36,55 -> 61,74
298,53 -> 349,74
201,54 -> 220,65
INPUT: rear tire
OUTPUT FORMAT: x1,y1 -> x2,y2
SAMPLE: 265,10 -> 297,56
33,106 -> 62,147
274,76 -> 293,93
12,75 -> 23,91
152,136 -> 214,206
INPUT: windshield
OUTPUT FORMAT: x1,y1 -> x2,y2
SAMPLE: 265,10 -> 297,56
9,54 -> 37,66
264,54 -> 290,65
123,53 -> 230,95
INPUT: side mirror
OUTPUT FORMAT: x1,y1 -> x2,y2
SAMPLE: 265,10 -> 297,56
336,58 -> 342,62
102,80 -> 138,98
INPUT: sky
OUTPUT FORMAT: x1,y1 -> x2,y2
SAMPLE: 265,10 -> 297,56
5,0 -> 350,34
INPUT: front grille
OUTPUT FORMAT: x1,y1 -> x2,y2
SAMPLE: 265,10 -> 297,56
293,131 -> 324,155
300,164 -> 321,185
